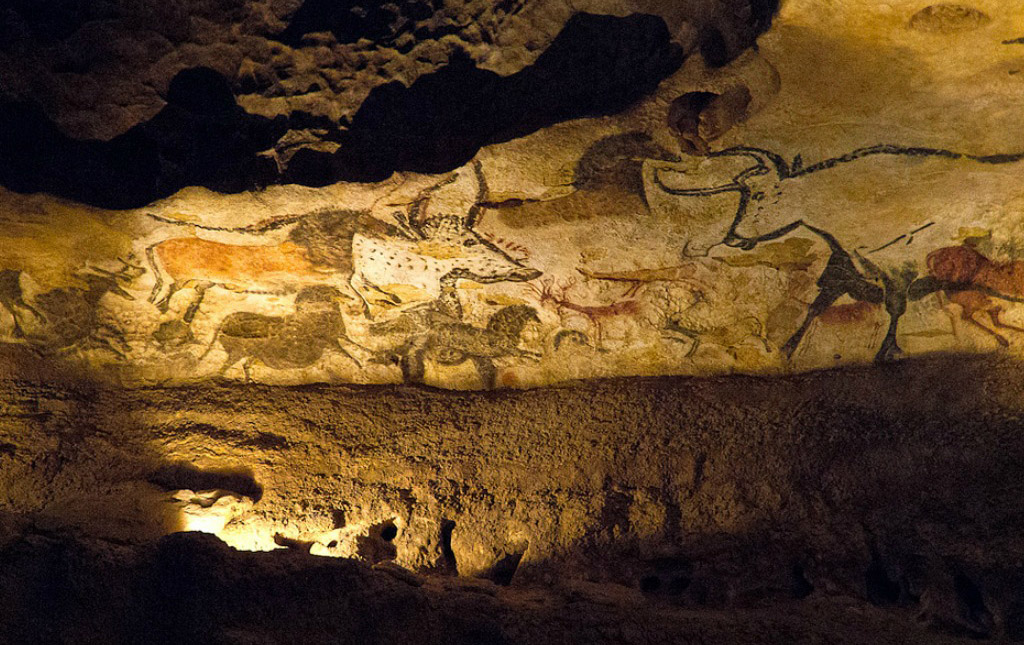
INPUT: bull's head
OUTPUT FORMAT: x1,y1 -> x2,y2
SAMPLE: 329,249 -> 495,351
646,147 -> 785,255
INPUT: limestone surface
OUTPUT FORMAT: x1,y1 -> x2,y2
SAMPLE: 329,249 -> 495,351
3,1 -> 1024,387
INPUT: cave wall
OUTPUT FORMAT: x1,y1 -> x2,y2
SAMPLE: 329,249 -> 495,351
3,1 -> 1024,642
3,358 -> 1024,641
3,0 -> 1024,389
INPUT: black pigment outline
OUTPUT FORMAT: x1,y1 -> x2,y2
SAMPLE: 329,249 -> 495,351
651,144 -> 1024,362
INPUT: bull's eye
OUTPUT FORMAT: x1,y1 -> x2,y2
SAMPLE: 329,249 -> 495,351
463,239 -> 479,247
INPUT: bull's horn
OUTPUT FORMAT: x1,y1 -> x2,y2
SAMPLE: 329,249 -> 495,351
652,166 -> 741,196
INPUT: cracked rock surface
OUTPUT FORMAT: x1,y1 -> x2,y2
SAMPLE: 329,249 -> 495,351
3,356 -> 1024,641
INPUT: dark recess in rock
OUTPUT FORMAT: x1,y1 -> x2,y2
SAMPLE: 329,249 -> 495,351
865,552 -> 903,607
0,7 -> 782,214
3,0 -> 96,41
750,0 -> 781,34
275,0 -> 466,49
699,27 -> 733,67
147,460 -> 264,502
953,572 -> 994,637
0,67 -> 287,209
329,13 -> 686,182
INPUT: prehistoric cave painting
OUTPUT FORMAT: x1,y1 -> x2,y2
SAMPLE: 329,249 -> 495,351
667,87 -> 752,156
146,160 -> 540,324
363,264 -> 545,388
663,312 -> 771,360
200,285 -> 361,382
490,131 -> 680,229
578,263 -> 713,298
368,267 -> 485,339
648,143 -> 1024,361
378,304 -> 541,389
0,259 -> 144,359
529,278 -> 640,349
924,243 -> 1024,347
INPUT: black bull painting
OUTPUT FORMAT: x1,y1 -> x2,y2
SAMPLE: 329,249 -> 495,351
646,143 -> 1024,361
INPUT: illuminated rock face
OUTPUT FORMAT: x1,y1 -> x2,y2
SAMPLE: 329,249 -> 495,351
5,2 -> 1024,642
4,1 -> 1024,388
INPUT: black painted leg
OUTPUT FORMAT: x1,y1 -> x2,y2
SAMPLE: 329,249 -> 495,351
782,285 -> 846,358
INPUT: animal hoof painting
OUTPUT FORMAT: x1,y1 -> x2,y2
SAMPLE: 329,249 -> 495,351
4,3 -> 1024,388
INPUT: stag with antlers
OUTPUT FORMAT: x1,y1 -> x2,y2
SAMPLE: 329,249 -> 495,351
529,277 -> 641,348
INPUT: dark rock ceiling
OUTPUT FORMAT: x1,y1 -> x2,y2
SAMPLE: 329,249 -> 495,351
0,0 -> 779,208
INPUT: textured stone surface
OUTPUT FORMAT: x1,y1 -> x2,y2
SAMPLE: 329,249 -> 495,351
2,1 -> 1024,642
3,357 -> 1024,640
0,0 -> 770,205
0,531 -> 993,644
6,1 -> 1024,386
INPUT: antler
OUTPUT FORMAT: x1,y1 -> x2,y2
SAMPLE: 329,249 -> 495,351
559,276 -> 578,294
526,277 -> 558,305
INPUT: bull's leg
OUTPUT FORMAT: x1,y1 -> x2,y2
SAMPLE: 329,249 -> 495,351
331,338 -> 362,367
154,281 -> 180,313
98,322 -> 131,352
749,318 -> 773,353
781,283 -> 847,358
4,305 -> 26,338
15,298 -> 43,323
874,281 -> 912,363
349,273 -> 375,319
241,357 -> 256,382
217,349 -> 244,377
92,336 -> 128,360
470,355 -> 497,389
875,312 -> 905,362
399,345 -> 428,384
145,244 -> 164,304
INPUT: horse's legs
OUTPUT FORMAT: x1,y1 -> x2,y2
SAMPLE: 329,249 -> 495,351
988,307 -> 1024,336
471,355 -> 497,389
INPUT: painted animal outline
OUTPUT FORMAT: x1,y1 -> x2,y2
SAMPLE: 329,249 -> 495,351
924,243 -> 1024,347
144,161 -> 540,321
0,270 -> 44,339
0,258 -> 145,358
648,143 -> 1024,361
367,266 -> 512,338
529,277 -> 640,347
387,304 -> 541,389
350,161 -> 541,315
199,285 -> 361,381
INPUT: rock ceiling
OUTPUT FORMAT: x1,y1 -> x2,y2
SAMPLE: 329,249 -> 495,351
2,0 -> 1024,388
